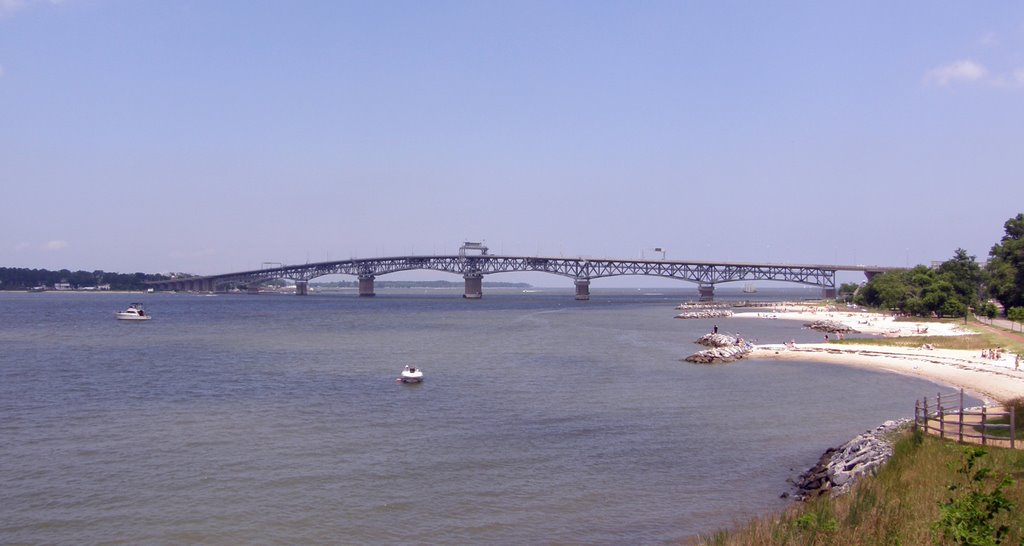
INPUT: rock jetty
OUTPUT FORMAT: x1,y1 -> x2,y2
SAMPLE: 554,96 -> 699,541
695,333 -> 739,347
676,302 -> 733,310
675,309 -> 734,319
804,319 -> 859,334
685,334 -> 753,363
789,419 -> 908,500
685,345 -> 751,364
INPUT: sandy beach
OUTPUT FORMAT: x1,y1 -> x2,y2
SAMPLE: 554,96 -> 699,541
736,307 -> 1024,403
735,305 -> 970,337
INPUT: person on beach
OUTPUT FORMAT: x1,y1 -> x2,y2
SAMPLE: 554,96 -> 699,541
713,325 -> 718,334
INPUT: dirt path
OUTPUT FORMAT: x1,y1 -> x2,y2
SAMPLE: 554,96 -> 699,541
973,320 -> 1024,344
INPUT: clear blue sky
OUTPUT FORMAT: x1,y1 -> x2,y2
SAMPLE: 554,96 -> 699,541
2,1 -> 1023,285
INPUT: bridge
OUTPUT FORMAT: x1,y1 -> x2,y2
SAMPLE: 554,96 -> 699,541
147,245 -> 900,301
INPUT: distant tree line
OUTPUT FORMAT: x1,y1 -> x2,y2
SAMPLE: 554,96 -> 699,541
848,213 -> 1024,320
0,268 -> 170,291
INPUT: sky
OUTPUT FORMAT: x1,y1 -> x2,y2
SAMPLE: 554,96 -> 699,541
2,1 -> 1023,287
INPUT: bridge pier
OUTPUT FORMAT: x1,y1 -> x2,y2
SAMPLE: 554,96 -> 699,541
247,285 -> 260,294
698,283 -> 715,302
575,278 -> 591,301
295,281 -> 308,296
463,273 -> 483,299
822,287 -> 837,299
358,275 -> 376,297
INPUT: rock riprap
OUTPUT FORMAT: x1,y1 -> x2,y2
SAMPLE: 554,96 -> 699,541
790,419 -> 908,499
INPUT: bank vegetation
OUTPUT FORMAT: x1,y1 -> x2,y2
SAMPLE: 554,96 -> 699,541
838,213 -> 1024,329
695,430 -> 1024,545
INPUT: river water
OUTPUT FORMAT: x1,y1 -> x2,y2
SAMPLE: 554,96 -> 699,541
0,289 -> 952,544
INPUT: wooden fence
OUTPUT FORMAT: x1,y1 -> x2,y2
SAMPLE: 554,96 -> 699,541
914,388 -> 1018,449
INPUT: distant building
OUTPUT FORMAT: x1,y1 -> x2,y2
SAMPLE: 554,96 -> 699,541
54,282 -> 72,291
459,241 -> 489,257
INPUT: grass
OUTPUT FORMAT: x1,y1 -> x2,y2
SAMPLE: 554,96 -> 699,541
975,416 -> 1024,440
830,318 -> 1024,355
693,431 -> 1024,545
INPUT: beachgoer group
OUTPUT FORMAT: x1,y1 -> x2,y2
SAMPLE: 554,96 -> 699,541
981,348 -> 1005,360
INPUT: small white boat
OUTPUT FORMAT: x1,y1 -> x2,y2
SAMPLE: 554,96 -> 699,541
397,365 -> 423,383
115,303 -> 151,321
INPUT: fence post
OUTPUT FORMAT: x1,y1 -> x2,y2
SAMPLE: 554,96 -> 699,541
958,389 -> 964,443
982,406 -> 988,446
1012,406 -> 1016,450
923,396 -> 929,434
939,406 -> 945,440
914,399 -> 920,432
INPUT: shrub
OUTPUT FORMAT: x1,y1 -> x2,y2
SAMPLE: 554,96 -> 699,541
934,446 -> 1015,545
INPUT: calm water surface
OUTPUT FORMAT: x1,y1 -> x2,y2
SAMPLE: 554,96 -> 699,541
0,290 -> 953,544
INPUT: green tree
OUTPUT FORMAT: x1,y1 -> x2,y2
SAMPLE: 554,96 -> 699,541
1009,307 -> 1024,330
854,250 -> 983,317
939,248 -> 983,308
987,213 -> 1024,312
837,282 -> 861,303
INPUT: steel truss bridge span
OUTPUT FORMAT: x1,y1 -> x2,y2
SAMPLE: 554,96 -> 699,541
148,255 -> 899,301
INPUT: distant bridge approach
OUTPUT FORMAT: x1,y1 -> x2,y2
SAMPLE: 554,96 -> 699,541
147,243 -> 900,301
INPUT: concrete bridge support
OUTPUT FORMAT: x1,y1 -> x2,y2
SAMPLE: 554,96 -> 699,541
247,285 -> 260,294
822,287 -> 837,299
295,281 -> 308,296
358,275 -> 376,297
463,273 -> 483,299
698,283 -> 715,302
575,278 -> 591,301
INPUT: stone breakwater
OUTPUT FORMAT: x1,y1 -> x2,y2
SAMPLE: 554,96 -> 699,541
695,333 -> 740,347
675,310 -> 734,319
804,319 -> 860,334
685,334 -> 753,364
789,419 -> 910,500
675,302 -> 735,310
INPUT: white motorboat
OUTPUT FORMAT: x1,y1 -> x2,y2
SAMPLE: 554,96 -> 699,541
115,303 -> 151,321
398,365 -> 423,383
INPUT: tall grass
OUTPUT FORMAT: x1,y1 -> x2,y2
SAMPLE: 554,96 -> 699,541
837,322 -> 1024,354
692,431 -> 1024,545
839,335 -> 993,350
